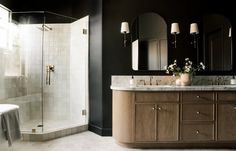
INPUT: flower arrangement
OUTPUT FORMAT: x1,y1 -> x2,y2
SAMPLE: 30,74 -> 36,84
165,58 -> 205,76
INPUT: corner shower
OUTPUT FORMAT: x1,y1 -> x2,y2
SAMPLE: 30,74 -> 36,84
0,4 -> 89,140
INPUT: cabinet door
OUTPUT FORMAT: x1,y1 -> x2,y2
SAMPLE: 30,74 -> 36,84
135,104 -> 156,142
218,103 -> 236,140
157,104 -> 179,141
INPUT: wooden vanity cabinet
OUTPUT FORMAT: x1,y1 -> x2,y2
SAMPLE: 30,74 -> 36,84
112,90 -> 236,148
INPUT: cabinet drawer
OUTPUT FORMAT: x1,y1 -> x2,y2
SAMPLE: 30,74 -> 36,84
182,92 -> 214,103
217,92 -> 236,101
182,123 -> 214,141
135,92 -> 179,102
182,104 -> 214,121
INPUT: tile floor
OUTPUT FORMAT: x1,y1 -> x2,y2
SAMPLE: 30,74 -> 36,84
2,131 -> 234,151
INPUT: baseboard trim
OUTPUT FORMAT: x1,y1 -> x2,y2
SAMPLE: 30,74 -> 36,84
88,124 -> 112,136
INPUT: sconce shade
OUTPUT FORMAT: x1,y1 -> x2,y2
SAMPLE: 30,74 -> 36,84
190,23 -> 199,34
171,23 -> 180,34
229,27 -> 232,37
120,22 -> 130,34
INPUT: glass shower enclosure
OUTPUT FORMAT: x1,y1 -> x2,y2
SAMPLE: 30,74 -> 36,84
0,4 -> 89,134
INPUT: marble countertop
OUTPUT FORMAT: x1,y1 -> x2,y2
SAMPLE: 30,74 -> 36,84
110,85 -> 236,91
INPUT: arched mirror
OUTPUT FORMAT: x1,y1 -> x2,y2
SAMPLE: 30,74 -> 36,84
131,12 -> 168,71
202,14 -> 232,71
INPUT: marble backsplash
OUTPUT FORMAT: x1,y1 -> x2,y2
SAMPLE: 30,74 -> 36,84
111,75 -> 235,87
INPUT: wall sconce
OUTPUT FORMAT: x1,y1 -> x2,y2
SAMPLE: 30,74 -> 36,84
171,23 -> 180,48
229,27 -> 232,37
120,22 -> 130,47
190,23 -> 199,48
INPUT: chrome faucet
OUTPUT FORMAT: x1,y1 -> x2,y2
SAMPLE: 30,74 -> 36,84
149,76 -> 153,85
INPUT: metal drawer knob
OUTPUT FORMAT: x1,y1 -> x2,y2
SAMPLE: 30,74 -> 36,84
196,111 -> 200,114
158,107 -> 162,111
233,106 -> 236,110
196,130 -> 200,134
196,95 -> 200,98
152,107 -> 155,110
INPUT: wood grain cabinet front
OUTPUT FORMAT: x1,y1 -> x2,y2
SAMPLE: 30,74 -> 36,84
112,90 -> 236,148
182,123 -> 214,141
182,92 -> 214,103
182,104 -> 214,121
135,103 -> 179,142
181,92 -> 215,142
217,92 -> 236,141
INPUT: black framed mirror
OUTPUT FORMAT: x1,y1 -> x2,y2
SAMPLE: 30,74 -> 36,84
131,12 -> 168,71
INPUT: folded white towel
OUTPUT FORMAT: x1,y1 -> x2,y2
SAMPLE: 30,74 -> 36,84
0,104 -> 19,115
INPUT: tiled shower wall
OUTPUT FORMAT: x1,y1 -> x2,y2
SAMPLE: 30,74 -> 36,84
43,24 -> 71,121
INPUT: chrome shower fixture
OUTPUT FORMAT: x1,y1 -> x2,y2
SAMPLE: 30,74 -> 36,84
37,24 -> 52,31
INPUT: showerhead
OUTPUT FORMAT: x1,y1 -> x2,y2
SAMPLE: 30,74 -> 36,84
37,24 -> 52,31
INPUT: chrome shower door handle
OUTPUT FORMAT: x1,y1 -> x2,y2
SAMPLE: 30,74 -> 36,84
46,65 -> 49,85
46,65 -> 55,85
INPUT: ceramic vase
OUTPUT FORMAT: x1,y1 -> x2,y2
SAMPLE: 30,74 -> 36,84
180,73 -> 192,86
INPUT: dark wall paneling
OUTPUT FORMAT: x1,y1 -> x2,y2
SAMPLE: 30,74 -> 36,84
102,0 -> 236,135
87,0 -> 105,135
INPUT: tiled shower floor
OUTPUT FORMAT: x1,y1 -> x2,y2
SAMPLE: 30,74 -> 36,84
21,119 -> 84,133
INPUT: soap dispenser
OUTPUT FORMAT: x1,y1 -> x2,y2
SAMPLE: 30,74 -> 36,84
230,75 -> 236,84
129,76 -> 135,87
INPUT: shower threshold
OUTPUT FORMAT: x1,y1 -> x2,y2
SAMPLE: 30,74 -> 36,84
20,120 -> 88,141
21,124 -> 88,141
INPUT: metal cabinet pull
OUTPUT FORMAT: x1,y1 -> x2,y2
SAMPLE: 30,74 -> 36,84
196,111 -> 200,114
196,130 -> 200,134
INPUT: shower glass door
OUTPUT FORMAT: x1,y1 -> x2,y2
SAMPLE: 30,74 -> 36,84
4,11 -> 45,133
42,12 -> 89,132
